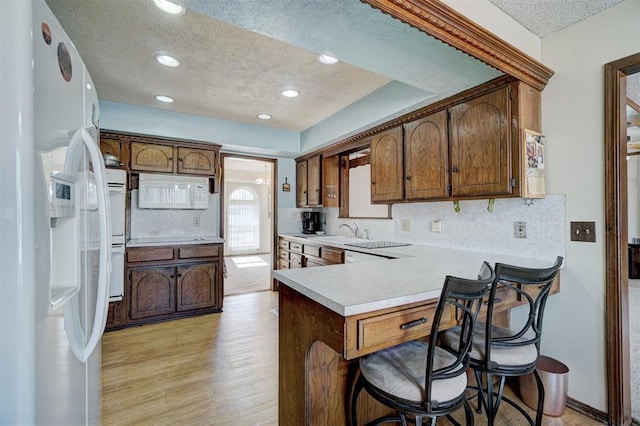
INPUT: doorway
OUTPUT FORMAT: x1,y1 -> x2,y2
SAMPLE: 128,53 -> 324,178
221,155 -> 276,296
604,52 -> 640,426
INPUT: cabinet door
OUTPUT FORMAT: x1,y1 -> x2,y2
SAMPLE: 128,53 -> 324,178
322,154 -> 340,207
404,110 -> 449,200
296,160 -> 308,207
370,126 -> 404,203
129,266 -> 176,319
307,155 -> 322,206
176,263 -> 218,311
449,86 -> 512,197
100,136 -> 121,158
177,147 -> 217,176
130,142 -> 175,173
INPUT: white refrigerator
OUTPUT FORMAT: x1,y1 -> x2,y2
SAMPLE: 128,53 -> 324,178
1,0 -> 111,424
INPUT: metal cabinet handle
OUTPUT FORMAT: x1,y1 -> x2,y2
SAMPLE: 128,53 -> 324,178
168,157 -> 173,161
406,176 -> 411,180
170,274 -> 175,278
400,317 -> 427,330
452,166 -> 459,172
178,158 -> 183,162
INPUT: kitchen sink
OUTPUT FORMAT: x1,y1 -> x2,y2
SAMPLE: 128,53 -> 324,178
344,241 -> 411,249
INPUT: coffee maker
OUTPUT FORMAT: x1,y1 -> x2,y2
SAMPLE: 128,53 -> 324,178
301,211 -> 321,234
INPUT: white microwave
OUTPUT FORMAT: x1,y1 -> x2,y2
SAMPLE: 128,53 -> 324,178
138,173 -> 209,209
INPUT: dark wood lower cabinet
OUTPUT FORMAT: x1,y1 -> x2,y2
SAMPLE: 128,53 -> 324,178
129,266 -> 176,319
177,263 -> 217,311
105,243 -> 223,331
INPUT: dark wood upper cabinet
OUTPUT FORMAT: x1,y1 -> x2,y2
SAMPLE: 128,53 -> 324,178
296,154 -> 322,207
100,137 -> 122,159
177,147 -> 217,176
449,85 -> 512,197
404,110 -> 449,200
130,142 -> 175,173
370,126 -> 404,203
296,160 -> 308,207
306,155 -> 322,206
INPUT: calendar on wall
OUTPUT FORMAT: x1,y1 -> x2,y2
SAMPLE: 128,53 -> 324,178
523,129 -> 546,199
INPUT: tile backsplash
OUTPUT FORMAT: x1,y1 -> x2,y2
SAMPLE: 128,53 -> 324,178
319,194 -> 565,260
130,190 -> 219,239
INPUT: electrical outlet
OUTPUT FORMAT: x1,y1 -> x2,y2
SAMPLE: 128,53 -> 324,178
401,219 -> 411,232
431,220 -> 442,233
570,221 -> 596,242
194,217 -> 200,227
514,222 -> 527,238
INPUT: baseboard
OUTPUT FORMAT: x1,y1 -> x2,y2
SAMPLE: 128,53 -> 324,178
566,397 -> 608,424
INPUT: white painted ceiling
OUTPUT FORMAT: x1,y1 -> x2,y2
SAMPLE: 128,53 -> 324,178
488,0 -> 626,38
46,0 -> 627,138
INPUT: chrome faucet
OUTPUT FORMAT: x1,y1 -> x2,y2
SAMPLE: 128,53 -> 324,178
340,222 -> 360,238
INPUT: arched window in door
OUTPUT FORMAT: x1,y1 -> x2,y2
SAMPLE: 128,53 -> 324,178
227,184 -> 260,255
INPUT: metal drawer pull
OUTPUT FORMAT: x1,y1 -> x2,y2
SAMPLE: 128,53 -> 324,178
400,317 -> 427,330
484,297 -> 503,305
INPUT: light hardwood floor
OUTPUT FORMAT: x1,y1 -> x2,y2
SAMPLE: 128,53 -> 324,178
102,291 -> 603,425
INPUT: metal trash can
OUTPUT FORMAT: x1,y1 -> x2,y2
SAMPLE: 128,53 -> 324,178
519,355 -> 569,417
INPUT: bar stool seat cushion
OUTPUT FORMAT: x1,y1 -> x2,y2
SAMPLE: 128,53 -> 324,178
359,340 -> 467,404
441,323 -> 538,367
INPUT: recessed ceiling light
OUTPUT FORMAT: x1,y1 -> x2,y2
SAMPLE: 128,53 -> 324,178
155,53 -> 181,67
152,0 -> 185,15
257,113 -> 272,120
85,83 -> 92,90
154,94 -> 174,103
317,54 -> 338,65
281,89 -> 299,98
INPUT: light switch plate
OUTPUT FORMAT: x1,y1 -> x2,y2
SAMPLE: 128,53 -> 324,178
570,221 -> 596,242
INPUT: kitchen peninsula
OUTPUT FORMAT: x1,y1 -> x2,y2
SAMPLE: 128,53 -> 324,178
273,243 -> 559,425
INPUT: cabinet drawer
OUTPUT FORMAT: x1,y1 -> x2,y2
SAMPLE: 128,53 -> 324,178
278,259 -> 290,269
279,250 -> 290,261
303,244 -> 321,258
127,247 -> 174,263
321,247 -> 344,264
358,303 -> 452,352
279,239 -> 290,250
179,244 -> 220,259
290,242 -> 303,253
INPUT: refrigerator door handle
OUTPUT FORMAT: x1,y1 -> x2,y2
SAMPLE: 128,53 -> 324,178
64,127 -> 112,363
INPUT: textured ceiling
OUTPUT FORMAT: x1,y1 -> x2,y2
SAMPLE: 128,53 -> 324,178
45,0 -> 627,137
45,0 -> 499,134
488,0 -> 626,37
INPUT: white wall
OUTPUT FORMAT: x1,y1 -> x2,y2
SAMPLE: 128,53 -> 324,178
540,0 -> 640,411
324,195 -> 565,260
443,0 -> 640,411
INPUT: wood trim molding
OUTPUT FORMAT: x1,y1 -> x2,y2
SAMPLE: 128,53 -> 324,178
101,129 -> 222,150
361,0 -> 554,91
604,52 -> 640,426
566,397 -> 608,424
628,97 -> 640,114
307,75 -> 516,161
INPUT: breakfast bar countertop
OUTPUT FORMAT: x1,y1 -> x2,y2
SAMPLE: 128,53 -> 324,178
126,236 -> 225,248
272,243 -> 558,317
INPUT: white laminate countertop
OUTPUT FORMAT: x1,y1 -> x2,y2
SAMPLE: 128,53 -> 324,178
273,237 -> 559,317
126,236 -> 224,247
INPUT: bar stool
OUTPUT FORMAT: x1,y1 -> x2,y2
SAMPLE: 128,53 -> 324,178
441,256 -> 563,426
349,262 -> 496,426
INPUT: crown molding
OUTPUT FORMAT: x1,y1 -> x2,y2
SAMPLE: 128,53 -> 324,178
362,0 -> 554,91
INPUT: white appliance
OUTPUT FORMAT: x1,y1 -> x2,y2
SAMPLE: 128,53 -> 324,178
1,1 -> 110,424
106,169 -> 126,301
138,173 -> 209,209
